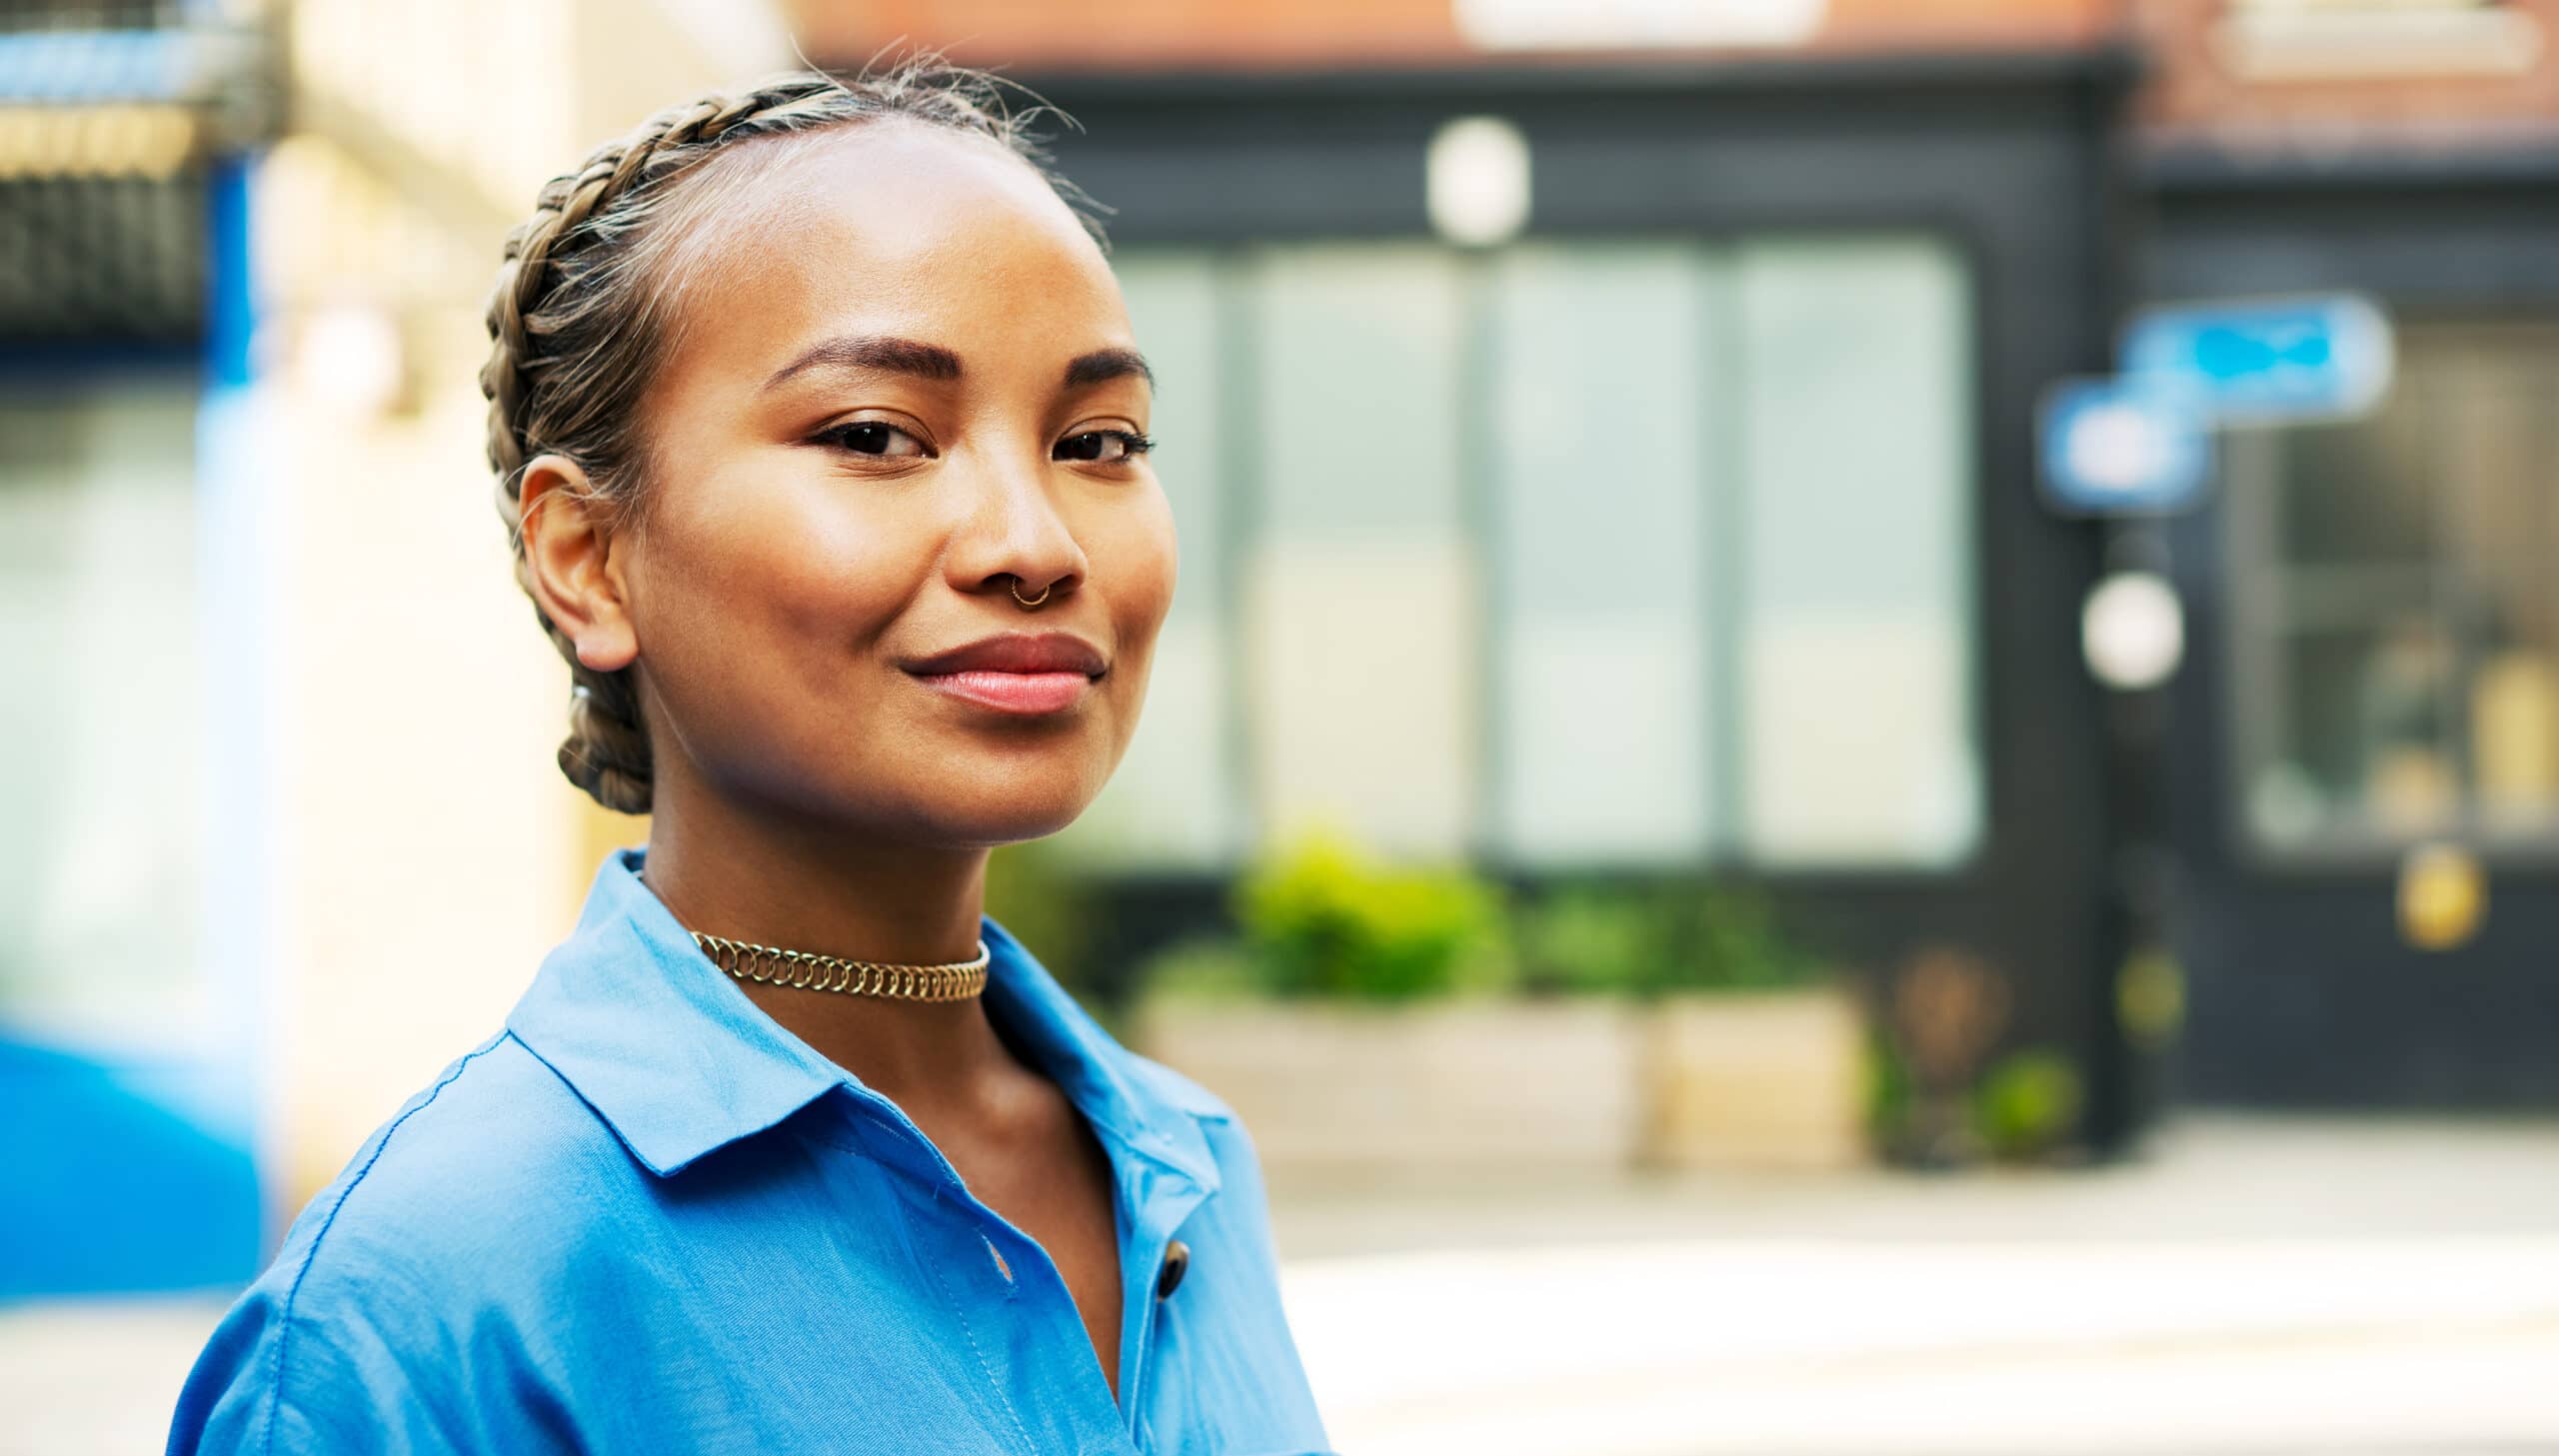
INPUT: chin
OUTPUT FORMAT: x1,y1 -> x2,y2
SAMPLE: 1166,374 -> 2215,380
936,797 -> 1093,849
862,760 -> 1110,847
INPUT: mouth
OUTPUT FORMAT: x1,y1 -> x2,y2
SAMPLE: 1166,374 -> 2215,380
898,632 -> 1109,718
905,667 -> 1098,717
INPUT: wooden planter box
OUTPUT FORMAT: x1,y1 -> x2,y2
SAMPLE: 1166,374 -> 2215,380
1638,986 -> 1871,1172
1133,996 -> 1642,1188
1134,986 -> 1872,1185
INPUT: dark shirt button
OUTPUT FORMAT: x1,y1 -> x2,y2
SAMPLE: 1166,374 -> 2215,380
1156,1238 -> 1190,1299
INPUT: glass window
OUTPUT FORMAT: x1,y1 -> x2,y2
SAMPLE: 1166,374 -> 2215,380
1244,244 -> 1478,859
2234,319 -> 2559,854
1486,243 -> 1716,865
1732,236 -> 1982,867
1082,234 -> 1982,874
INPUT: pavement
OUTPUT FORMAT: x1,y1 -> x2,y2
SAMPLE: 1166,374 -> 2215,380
1273,1114 -> 2559,1455
8,1114 -> 2557,1455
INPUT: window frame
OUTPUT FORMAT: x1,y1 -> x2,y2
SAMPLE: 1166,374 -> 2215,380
2222,311 -> 2559,871
1084,224 -> 1996,878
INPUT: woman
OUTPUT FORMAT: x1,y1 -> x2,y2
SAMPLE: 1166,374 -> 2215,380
167,61 -> 1332,1456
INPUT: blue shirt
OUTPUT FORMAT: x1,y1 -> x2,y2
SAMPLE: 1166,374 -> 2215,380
166,845 -> 1333,1455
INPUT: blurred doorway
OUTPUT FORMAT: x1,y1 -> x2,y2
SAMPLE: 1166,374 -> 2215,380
2169,314 -> 2559,1106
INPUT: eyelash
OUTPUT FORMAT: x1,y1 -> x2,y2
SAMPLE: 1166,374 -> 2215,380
813,420 -> 932,458
1058,429 -> 1158,464
810,422 -> 1157,464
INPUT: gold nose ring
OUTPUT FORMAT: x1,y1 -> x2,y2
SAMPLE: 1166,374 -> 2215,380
1009,575 -> 1051,609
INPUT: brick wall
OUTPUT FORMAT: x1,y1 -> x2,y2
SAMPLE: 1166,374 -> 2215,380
2135,0 -> 2559,144
790,0 -> 2559,144
789,0 -> 2119,73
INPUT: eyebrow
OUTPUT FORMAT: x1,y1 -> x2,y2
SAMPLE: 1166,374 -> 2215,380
762,337 -> 1155,396
764,335 -> 963,392
1064,347 -> 1154,391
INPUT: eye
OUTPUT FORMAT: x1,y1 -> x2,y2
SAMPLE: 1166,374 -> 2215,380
1056,429 -> 1157,465
815,420 -> 933,459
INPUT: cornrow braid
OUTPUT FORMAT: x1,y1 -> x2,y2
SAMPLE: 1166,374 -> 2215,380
482,58 -> 1105,814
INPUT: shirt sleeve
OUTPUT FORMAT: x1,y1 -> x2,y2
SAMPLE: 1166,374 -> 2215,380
165,1265 -> 490,1456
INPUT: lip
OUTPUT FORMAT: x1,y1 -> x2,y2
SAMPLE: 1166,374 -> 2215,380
900,631 -> 1107,717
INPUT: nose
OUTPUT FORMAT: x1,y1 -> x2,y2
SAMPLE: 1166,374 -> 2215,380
945,437 -> 1087,605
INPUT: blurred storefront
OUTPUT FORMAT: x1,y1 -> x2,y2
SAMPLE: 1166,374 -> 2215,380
2140,0 -> 2559,1106
798,0 -> 2559,1123
796,0 -> 2152,1144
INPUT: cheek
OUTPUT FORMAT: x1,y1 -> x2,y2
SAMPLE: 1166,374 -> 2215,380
638,461 -> 922,688
1089,489 -> 1179,730
1097,487 -> 1179,648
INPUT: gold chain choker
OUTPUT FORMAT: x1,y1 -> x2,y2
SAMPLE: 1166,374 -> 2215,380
687,930 -> 991,1002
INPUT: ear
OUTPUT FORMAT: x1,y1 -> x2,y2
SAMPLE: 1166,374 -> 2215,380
517,455 -> 638,674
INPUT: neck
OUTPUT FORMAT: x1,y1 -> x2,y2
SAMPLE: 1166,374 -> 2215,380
636,776 -> 1020,1114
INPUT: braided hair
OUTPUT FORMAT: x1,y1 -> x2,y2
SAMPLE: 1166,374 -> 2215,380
482,59 -> 1105,813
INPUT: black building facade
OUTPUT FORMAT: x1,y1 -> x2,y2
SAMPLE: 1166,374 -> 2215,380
1024,51 -> 2160,1150
2151,141 -> 2559,1109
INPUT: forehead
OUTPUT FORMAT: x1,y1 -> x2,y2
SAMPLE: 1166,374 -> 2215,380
653,122 -> 1130,378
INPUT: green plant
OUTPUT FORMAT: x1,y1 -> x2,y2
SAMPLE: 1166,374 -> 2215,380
1513,882 -> 1660,997
1514,879 -> 1657,992
1971,1047 -> 2084,1161
1500,877 -> 1829,999
1230,822 -> 1514,1001
1668,883 -> 1823,993
1862,1021 -> 1914,1151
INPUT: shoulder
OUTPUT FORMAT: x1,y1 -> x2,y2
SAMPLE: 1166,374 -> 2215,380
166,1031 -> 638,1452
299,1029 -> 640,1256
275,1029 -> 654,1312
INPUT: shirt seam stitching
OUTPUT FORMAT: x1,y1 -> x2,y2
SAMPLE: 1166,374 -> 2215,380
920,1208 -> 1043,1456
256,1032 -> 507,1456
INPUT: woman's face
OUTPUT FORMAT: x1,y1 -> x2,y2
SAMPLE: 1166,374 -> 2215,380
617,123 -> 1174,847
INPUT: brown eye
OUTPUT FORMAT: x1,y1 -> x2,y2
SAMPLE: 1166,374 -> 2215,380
1056,430 -> 1156,464
818,421 -> 931,458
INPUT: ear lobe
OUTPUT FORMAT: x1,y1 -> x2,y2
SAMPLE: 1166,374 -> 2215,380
517,454 -> 639,674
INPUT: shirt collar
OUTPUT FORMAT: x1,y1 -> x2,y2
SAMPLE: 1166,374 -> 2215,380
506,844 -> 1220,1193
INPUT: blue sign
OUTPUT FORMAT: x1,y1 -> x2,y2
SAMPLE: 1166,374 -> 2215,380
2037,376 -> 2211,517
2120,293 -> 2395,425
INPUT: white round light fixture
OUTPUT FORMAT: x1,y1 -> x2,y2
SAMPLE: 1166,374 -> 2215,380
1426,116 -> 1530,248
2082,571 -> 2185,691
